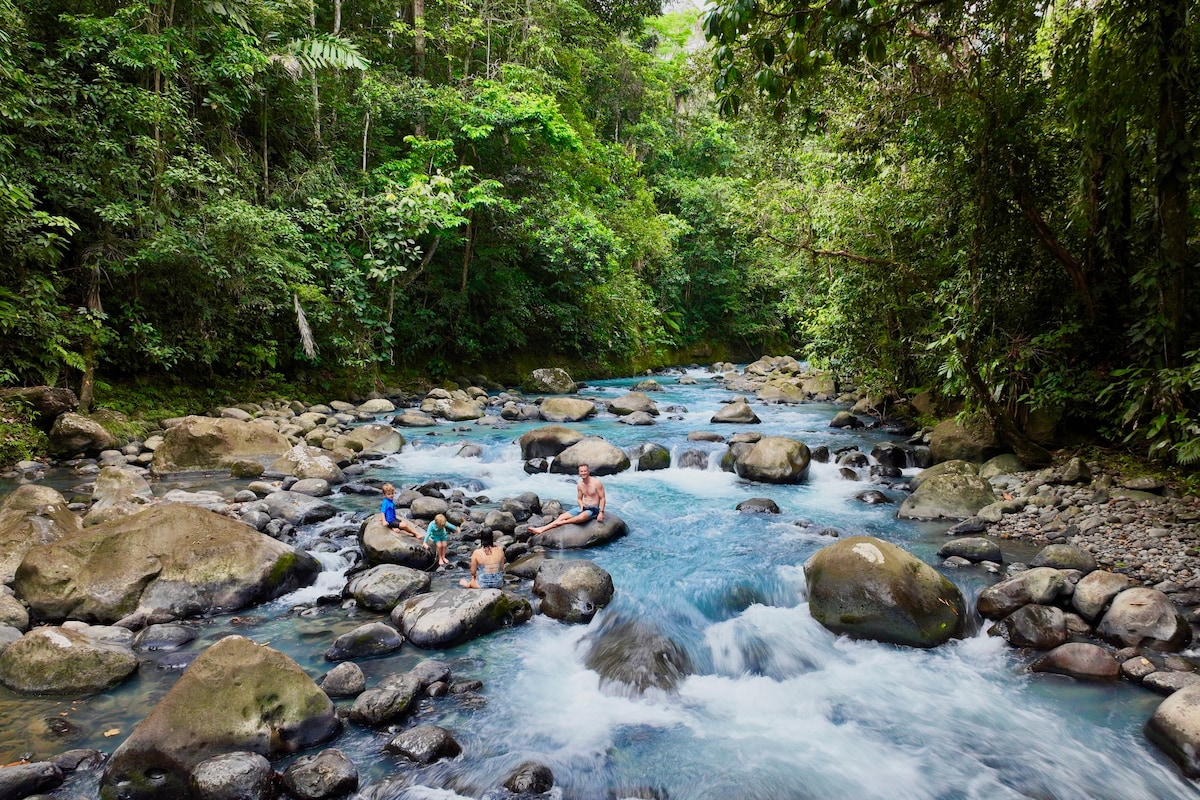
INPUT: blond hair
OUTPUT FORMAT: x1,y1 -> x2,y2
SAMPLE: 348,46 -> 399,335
382,483 -> 395,496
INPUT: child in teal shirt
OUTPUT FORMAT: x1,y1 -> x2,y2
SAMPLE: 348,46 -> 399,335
424,513 -> 457,568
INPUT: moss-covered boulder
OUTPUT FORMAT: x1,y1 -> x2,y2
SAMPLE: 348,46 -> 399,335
523,368 -> 577,395
0,625 -> 138,694
47,412 -> 119,456
100,635 -> 338,800
805,535 -> 966,648
390,588 -> 532,648
0,484 -> 81,585
897,474 -> 996,520
151,416 -> 290,474
731,436 -> 811,484
929,416 -> 1002,464
15,504 -> 319,626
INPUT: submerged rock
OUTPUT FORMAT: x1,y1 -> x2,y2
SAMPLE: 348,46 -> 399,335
582,612 -> 692,693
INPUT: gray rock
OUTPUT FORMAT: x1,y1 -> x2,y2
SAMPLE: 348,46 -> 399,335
582,612 -> 692,693
937,537 -> 1002,564
319,662 -> 366,698
1097,587 -> 1192,651
324,621 -> 404,661
133,624 -> 198,651
503,761 -> 555,794
1071,571 -> 1133,622
608,392 -> 660,416
1147,684 -> 1200,776
533,559 -> 614,623
898,474 -> 996,520
15,504 -> 319,626
281,749 -> 358,800
736,498 -> 781,514
384,724 -> 462,764
346,564 -> 431,612
630,443 -> 670,471
1031,544 -> 1097,573
538,397 -> 597,423
530,513 -> 628,549
258,490 -> 338,525
349,673 -> 420,726
710,401 -> 760,424
550,438 -> 630,476
360,518 -> 436,570
0,761 -> 64,800
731,436 -> 811,484
977,568 -> 1067,619
1029,643 -> 1119,681
189,752 -> 275,800
988,604 -> 1067,650
391,589 -> 532,649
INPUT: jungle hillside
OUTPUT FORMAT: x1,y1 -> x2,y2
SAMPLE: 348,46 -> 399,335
0,0 -> 1197,467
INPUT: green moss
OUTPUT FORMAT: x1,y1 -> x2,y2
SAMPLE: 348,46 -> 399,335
0,399 -> 48,467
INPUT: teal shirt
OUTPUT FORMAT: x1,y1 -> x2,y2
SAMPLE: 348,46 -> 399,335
425,519 -> 457,543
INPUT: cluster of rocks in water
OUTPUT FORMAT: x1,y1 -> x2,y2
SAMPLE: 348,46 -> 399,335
3,356 -> 1200,793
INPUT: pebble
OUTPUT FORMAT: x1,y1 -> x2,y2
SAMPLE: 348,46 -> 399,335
983,464 -> 1200,609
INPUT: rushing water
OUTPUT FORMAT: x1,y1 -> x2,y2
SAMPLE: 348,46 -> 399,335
1,368 -> 1198,799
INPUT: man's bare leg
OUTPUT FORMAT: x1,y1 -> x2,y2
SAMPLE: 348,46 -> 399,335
529,511 -> 589,535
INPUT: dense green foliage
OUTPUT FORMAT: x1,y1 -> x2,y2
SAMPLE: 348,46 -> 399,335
703,0 -> 1200,464
0,0 -> 783,397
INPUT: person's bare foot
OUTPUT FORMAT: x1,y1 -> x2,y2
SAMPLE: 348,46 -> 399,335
528,526 -> 543,535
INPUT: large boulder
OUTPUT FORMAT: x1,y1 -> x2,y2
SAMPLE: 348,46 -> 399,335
151,416 -> 290,474
1096,587 -> 1192,651
804,536 -> 967,648
1147,684 -> 1200,777
0,485 -> 81,584
1071,570 -> 1133,622
390,589 -> 532,649
897,474 -> 996,520
908,459 -> 978,490
533,559 -> 614,623
976,567 -> 1068,619
530,513 -> 628,549
987,604 -> 1068,650
267,444 -> 346,484
0,386 -> 77,429
929,416 -> 1002,464
100,636 -> 339,800
15,504 -> 319,626
47,412 -> 119,456
0,625 -> 138,694
607,392 -> 659,416
730,436 -> 811,484
84,466 -> 155,527
332,424 -> 404,456
550,438 -> 630,476
710,401 -> 761,424
539,397 -> 597,423
360,520 -> 436,568
581,612 -> 692,693
518,425 -> 585,460
254,491 -> 338,526
1029,643 -> 1119,681
524,368 -> 577,395
346,564 -> 431,612
757,382 -> 805,404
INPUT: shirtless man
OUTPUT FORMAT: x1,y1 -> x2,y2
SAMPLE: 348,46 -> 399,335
529,464 -> 605,534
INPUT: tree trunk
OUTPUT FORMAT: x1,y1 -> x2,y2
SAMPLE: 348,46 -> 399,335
414,0 -> 426,136
1155,0 -> 1191,367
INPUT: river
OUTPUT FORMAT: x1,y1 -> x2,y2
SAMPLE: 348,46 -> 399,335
1,367 -> 1196,799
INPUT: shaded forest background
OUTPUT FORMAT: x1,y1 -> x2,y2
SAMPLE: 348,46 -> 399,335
0,0 -> 1197,466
